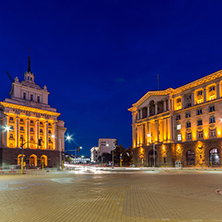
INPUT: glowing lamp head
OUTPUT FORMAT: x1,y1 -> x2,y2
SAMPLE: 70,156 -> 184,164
51,134 -> 55,138
66,135 -> 71,140
147,134 -> 151,137
4,126 -> 10,131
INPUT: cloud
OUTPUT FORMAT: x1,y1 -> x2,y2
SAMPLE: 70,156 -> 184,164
115,78 -> 125,82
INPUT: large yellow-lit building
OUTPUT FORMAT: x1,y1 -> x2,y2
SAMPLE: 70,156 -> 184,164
128,69 -> 222,167
0,57 -> 66,168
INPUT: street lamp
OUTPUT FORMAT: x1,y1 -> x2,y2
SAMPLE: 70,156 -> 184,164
147,133 -> 155,167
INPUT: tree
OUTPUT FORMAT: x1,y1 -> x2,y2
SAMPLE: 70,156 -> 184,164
65,155 -> 73,163
124,146 -> 133,165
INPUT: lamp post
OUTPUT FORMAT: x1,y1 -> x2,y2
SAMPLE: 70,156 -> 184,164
147,133 -> 155,167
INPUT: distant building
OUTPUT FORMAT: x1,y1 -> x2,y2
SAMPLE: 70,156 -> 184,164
70,155 -> 90,164
128,69 -> 222,167
98,138 -> 116,155
90,146 -> 99,163
0,56 -> 66,168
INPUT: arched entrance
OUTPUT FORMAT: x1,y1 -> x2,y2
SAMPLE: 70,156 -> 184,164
186,150 -> 195,166
148,149 -> 157,167
29,154 -> 37,167
209,148 -> 220,166
41,155 -> 48,167
17,154 -> 26,166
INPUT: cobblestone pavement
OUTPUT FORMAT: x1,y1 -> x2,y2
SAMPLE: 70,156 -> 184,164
0,169 -> 222,222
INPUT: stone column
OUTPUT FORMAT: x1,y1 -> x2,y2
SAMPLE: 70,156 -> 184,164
45,121 -> 48,149
144,123 -> 147,145
147,106 -> 150,117
147,122 -> 150,143
182,95 -> 185,109
155,103 -> 158,115
191,92 -> 195,105
168,99 -> 171,111
204,87 -> 207,102
36,119 -> 39,148
217,82 -> 220,99
26,118 -> 30,148
137,111 -> 140,120
159,119 -> 163,142
15,116 -> 19,148
163,118 -> 166,142
169,116 -> 173,142
4,114 -> 8,147
155,120 -> 158,143
163,100 -> 166,112
53,122 -> 57,150
167,118 -> 170,142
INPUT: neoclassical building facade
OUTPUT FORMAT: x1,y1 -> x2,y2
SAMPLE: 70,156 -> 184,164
128,69 -> 222,167
0,57 -> 66,168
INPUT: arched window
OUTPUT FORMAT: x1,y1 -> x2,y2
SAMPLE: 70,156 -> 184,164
29,154 -> 37,167
209,148 -> 220,166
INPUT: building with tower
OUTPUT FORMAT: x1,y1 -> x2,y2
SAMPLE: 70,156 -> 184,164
0,56 -> 66,168
128,69 -> 222,167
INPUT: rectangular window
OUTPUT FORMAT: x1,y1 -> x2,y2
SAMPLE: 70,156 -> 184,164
177,124 -> 181,130
177,134 -> 182,141
187,132 -> 192,140
186,112 -> 191,118
209,106 -> 215,112
210,128 -> 216,137
197,109 -> 202,115
197,119 -> 202,126
31,95 -> 33,101
197,90 -> 202,96
10,134 -> 13,139
186,122 -> 191,128
209,86 -> 215,92
23,92 -> 26,99
198,131 -> 203,139
37,96 -> 40,103
209,116 -> 215,124
176,115 -> 181,120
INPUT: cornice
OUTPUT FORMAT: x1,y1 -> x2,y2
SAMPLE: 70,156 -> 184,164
129,69 -> 222,112
0,102 -> 60,117
130,87 -> 174,108
173,69 -> 222,95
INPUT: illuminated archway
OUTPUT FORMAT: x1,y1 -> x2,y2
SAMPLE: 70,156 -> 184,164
148,149 -> 157,167
17,154 -> 26,166
186,150 -> 195,166
29,154 -> 37,167
209,148 -> 220,166
41,155 -> 48,167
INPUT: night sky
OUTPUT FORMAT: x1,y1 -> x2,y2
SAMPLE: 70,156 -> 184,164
1,1 -> 222,156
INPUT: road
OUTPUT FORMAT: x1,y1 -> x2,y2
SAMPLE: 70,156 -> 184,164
0,168 -> 222,222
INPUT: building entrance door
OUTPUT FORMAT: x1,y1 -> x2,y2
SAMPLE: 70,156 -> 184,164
148,150 -> 157,167
209,148 -> 220,166
186,150 -> 195,166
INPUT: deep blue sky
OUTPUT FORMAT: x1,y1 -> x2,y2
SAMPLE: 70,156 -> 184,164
1,1 -> 222,156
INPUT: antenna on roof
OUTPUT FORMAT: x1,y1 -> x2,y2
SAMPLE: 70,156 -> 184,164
28,48 -> 31,72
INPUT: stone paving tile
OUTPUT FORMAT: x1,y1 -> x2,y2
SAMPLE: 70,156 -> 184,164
0,171 -> 222,221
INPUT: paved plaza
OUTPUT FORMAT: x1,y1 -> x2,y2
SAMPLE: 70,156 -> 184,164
0,168 -> 222,222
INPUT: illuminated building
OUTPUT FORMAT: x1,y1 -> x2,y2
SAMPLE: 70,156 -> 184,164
128,69 -> 222,167
98,138 -> 117,155
90,146 -> 99,163
0,57 -> 66,168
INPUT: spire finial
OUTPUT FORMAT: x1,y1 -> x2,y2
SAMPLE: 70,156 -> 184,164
28,48 -> 31,72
